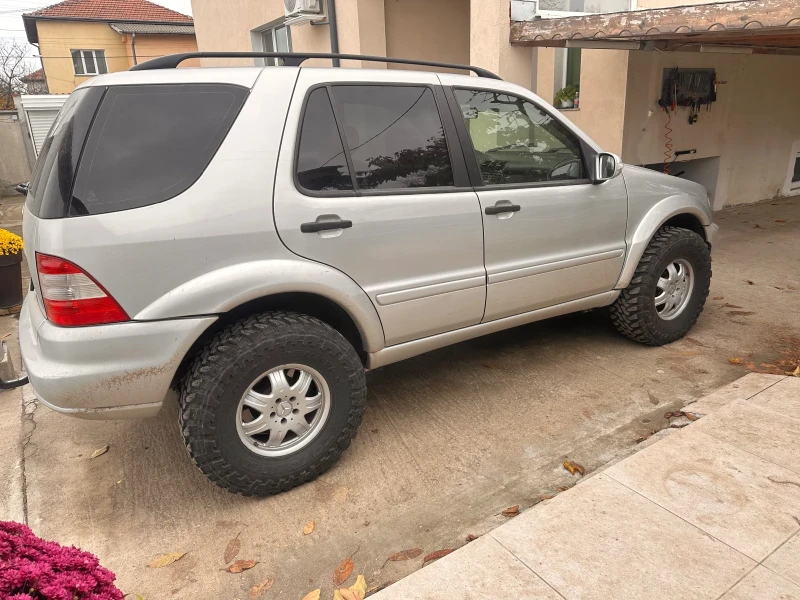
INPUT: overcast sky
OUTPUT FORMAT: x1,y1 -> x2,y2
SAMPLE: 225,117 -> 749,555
0,0 -> 193,65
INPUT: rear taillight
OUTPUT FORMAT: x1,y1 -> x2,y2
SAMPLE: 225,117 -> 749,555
36,253 -> 129,327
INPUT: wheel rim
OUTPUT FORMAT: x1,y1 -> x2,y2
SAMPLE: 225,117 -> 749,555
655,258 -> 694,320
236,364 -> 331,457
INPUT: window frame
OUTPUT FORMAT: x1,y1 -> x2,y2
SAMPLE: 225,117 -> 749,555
293,82 -> 472,198
445,85 -> 595,191
70,49 -> 107,76
252,20 -> 292,66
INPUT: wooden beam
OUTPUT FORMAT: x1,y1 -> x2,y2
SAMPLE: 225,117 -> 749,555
511,0 -> 800,47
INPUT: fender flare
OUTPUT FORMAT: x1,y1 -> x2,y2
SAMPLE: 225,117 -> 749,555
615,196 -> 712,290
134,259 -> 386,353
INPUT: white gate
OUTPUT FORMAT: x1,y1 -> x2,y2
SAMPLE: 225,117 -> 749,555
18,95 -> 69,157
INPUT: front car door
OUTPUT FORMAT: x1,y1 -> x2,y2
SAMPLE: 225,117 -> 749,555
440,77 -> 628,322
274,70 -> 486,345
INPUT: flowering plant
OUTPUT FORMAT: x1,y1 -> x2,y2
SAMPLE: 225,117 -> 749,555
0,229 -> 23,256
0,521 -> 123,600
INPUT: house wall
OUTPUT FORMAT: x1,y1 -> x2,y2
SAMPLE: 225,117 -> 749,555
37,20 -> 129,93
0,114 -> 31,191
535,47 -> 628,154
122,34 -> 198,69
384,0 -> 470,72
622,51 -> 800,208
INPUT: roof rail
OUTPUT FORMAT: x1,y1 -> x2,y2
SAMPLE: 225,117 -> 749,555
129,52 -> 502,79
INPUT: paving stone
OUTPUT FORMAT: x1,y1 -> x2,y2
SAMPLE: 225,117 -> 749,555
606,429 -> 800,561
683,373 -> 785,415
369,535 -> 562,600
491,474 -> 754,600
765,532 -> 800,587
692,401 -> 800,476
747,377 -> 800,420
720,565 -> 800,600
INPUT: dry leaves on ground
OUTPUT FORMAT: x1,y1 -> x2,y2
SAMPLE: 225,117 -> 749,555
148,552 -> 186,568
557,485 -> 569,492
223,533 -> 241,564
563,460 -> 585,476
301,589 -> 321,600
722,303 -> 742,309
226,560 -> 258,574
303,520 -> 315,535
712,296 -> 724,300
747,280 -> 755,285
387,548 -> 422,562
89,445 -> 109,459
334,574 -> 367,600
465,534 -> 479,542
422,549 -> 453,565
333,558 -> 354,586
776,220 -> 786,223
248,578 -> 274,600
501,505 -> 520,517
684,337 -> 706,347
728,311 -> 756,317
729,357 -> 743,365
365,582 -> 394,597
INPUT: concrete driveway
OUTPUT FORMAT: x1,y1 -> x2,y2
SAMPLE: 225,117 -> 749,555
1,195 -> 799,600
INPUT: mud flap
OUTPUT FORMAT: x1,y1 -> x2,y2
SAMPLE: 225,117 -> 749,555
0,341 -> 28,390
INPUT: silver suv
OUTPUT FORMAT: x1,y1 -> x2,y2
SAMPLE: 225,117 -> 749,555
16,52 -> 718,496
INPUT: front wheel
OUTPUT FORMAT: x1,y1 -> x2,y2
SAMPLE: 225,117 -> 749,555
179,311 -> 367,496
610,226 -> 711,346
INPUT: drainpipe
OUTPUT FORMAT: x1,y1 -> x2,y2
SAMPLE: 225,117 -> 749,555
328,0 -> 340,67
131,32 -> 138,66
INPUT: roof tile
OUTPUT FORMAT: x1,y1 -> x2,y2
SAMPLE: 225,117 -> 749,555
26,0 -> 192,23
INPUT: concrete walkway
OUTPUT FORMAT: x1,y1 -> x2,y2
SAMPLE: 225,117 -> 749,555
372,373 -> 800,600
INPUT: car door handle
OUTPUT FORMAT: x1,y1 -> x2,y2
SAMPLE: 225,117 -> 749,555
485,203 -> 521,215
300,218 -> 353,233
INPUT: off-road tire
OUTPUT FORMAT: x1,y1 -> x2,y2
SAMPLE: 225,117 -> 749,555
610,226 -> 711,346
179,311 -> 366,496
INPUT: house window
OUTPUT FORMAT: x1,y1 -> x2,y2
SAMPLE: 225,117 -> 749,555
261,23 -> 291,65
71,50 -> 107,76
553,48 -> 581,108
791,154 -> 800,191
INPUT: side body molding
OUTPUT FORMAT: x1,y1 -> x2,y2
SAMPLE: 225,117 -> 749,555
134,259 -> 386,353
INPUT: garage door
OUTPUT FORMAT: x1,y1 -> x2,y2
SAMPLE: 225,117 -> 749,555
28,109 -> 61,156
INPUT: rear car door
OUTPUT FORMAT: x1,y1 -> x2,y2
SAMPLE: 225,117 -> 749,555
444,83 -> 628,322
274,70 -> 485,346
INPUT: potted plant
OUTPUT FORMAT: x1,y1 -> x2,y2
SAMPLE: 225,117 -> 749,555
0,228 -> 24,310
554,84 -> 578,109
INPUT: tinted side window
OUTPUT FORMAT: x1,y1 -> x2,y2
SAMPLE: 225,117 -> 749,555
453,89 -> 585,186
296,87 -> 354,192
27,87 -> 104,219
332,85 -> 454,190
70,84 -> 248,216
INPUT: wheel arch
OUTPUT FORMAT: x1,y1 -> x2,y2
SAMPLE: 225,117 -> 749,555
616,198 -> 711,290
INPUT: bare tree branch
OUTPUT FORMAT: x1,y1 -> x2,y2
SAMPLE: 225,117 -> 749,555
0,40 -> 35,109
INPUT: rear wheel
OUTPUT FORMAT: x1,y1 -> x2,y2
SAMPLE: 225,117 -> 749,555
180,311 -> 366,496
610,226 -> 711,345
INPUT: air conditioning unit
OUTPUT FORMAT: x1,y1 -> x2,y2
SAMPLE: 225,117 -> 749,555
284,0 -> 324,26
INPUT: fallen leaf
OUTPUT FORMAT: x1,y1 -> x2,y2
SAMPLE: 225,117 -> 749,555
776,220 -> 786,223
501,505 -> 520,517
647,392 -> 660,405
223,533 -> 241,564
301,590 -> 321,600
563,460 -> 585,476
753,224 -> 762,229
684,337 -> 706,347
539,495 -> 555,501
148,552 -> 186,568
333,558 -> 354,586
728,311 -> 756,316
387,548 -> 422,562
226,560 -> 258,574
635,436 -> 647,443
557,486 -> 569,492
722,304 -> 743,309
729,357 -> 743,365
303,521 -> 315,536
747,280 -> 755,285
712,296 -> 724,300
334,574 -> 367,600
422,549 -> 454,564
465,534 -> 479,542
248,578 -> 274,600
793,366 -> 800,377
90,445 -> 109,459
685,412 -> 698,421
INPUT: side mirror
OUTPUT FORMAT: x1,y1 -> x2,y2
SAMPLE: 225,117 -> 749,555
593,152 -> 621,184
15,182 -> 29,196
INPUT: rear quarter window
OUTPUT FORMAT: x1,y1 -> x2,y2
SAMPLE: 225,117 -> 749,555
70,83 -> 248,216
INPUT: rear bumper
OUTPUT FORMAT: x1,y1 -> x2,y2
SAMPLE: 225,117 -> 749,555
18,295 -> 215,419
